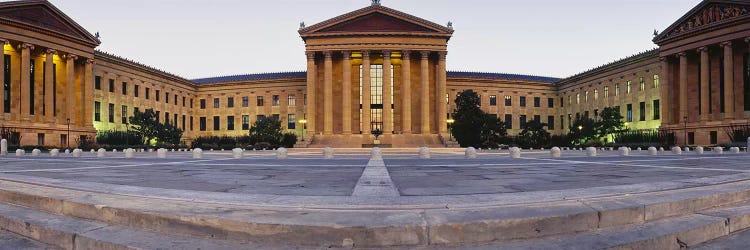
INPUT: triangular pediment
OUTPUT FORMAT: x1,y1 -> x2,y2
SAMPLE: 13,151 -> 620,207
0,0 -> 100,46
654,0 -> 750,44
300,4 -> 453,36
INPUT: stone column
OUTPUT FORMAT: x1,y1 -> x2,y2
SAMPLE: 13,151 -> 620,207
660,57 -> 671,124
362,51 -> 371,134
323,51 -> 333,135
44,49 -> 55,122
83,59 -> 93,128
66,54 -> 77,125
305,52 -> 316,135
342,51 -> 352,135
0,39 -> 6,117
382,50 -> 393,134
678,52 -> 688,123
401,50 -> 412,134
420,51 -> 430,134
698,47 -> 710,121
20,43 -> 34,121
721,41 -> 735,119
437,51 -> 448,135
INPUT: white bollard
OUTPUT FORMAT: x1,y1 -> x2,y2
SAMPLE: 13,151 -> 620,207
586,147 -> 597,157
371,147 -> 382,160
148,148 -> 154,153
695,146 -> 704,155
550,147 -> 561,158
97,148 -> 106,158
618,147 -> 630,156
64,149 -> 70,154
419,147 -> 430,159
714,147 -> 724,154
157,148 -> 167,158
112,149 -> 118,153
659,147 -> 665,152
232,148 -> 243,159
170,149 -> 175,152
50,149 -> 60,157
0,139 -> 6,156
637,147 -> 642,151
648,147 -> 658,156
323,147 -> 334,159
192,148 -> 203,159
72,149 -> 82,157
90,149 -> 95,153
465,147 -> 477,159
276,147 -> 288,159
747,137 -> 750,153
31,149 -> 41,156
684,147 -> 690,152
731,147 -> 741,154
671,146 -> 682,155
509,147 -> 521,159
125,148 -> 135,158
15,149 -> 24,156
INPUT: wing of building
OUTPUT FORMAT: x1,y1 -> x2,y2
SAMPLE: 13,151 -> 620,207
0,0 -> 748,147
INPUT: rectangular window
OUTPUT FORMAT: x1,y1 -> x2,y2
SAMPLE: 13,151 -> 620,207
165,92 -> 169,103
615,84 -> 620,96
520,96 -> 526,107
639,102 -> 646,121
534,115 -> 541,122
94,101 -> 101,121
688,132 -> 695,145
213,98 -> 219,108
576,93 -> 580,104
520,115 -> 527,129
626,104 -> 633,122
547,115 -> 555,130
548,98 -> 554,108
639,77 -> 645,91
29,59 -> 34,115
594,89 -> 599,100
256,115 -> 266,121
504,96 -> 511,106
174,94 -> 177,105
561,97 -> 564,108
227,116 -> 235,130
213,116 -> 220,130
165,112 -> 169,125
190,98 -> 193,108
288,114 -> 296,129
155,111 -> 160,122
109,79 -> 114,93
710,131 -> 718,144
653,74 -> 660,89
122,106 -> 128,124
95,76 -> 101,90
190,116 -> 194,131
505,114 -> 513,129
134,107 -> 139,114
288,95 -> 296,106
653,100 -> 661,120
37,133 -> 44,146
272,95 -> 280,106
604,86 -> 609,98
134,85 -> 139,97
257,96 -> 264,106
533,97 -> 540,107
626,81 -> 632,94
227,97 -> 234,108
121,82 -> 127,95
272,114 -> 280,121
242,96 -> 249,107
200,99 -> 206,109
585,91 -> 589,102
145,88 -> 150,99
156,90 -> 160,101
560,115 -> 564,130
489,95 -> 497,106
173,113 -> 177,126
182,115 -> 186,130
199,117 -> 206,131
182,97 -> 186,107
108,103 -> 114,122
242,115 -> 250,130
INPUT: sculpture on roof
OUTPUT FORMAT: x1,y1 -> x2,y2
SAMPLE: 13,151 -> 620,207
447,21 -> 453,29
372,0 -> 381,6
299,21 -> 305,29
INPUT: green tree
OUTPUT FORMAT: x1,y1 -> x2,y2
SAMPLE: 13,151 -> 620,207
249,117 -> 284,146
595,107 -> 626,139
569,114 -> 596,145
517,120 -> 550,148
451,90 -> 507,148
128,109 -> 183,145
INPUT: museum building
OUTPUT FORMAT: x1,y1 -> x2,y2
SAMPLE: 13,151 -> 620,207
0,0 -> 749,147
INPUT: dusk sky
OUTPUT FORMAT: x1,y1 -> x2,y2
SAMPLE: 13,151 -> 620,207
48,0 -> 700,79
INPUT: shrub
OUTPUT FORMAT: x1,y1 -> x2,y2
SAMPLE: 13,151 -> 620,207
96,130 -> 144,146
281,133 -> 297,148
724,124 -> 750,143
0,126 -> 21,145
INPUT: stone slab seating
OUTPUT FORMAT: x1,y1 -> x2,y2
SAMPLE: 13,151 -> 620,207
618,147 -> 630,156
49,149 -> 59,157
731,147 -> 741,154
0,139 -> 7,156
714,147 -> 724,154
509,147 -> 521,158
232,148 -> 243,159
125,148 -> 135,158
276,147 -> 288,159
323,147 -> 334,159
550,147 -> 561,158
419,147 -> 430,159
31,149 -> 41,156
672,146 -> 682,155
465,147 -> 477,159
192,148 -> 203,159
648,147 -> 658,155
586,147 -> 597,157
96,148 -> 106,158
696,146 -> 704,154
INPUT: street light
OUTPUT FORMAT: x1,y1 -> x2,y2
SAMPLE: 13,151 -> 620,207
446,118 -> 455,141
298,119 -> 307,141
66,118 -> 70,149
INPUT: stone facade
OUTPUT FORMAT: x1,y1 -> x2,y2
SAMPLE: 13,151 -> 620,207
1,0 -> 749,148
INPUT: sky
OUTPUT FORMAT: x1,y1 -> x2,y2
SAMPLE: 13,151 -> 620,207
47,0 -> 700,80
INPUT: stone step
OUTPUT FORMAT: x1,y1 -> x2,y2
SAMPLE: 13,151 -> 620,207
0,202 -> 278,250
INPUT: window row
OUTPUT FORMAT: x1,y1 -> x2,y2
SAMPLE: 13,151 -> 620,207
486,96 -> 554,108
566,75 -> 660,105
95,76 -> 191,108
199,95 -> 298,109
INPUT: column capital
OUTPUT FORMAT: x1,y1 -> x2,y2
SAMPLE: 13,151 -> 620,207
402,50 -> 411,60
323,51 -> 332,59
341,50 -> 351,59
676,52 -> 687,57
67,54 -> 78,61
20,43 -> 34,50
745,37 -> 750,43
696,46 -> 709,53
720,41 -> 733,47
305,51 -> 316,60
45,49 -> 57,55
362,50 -> 370,59
438,51 -> 447,60
420,51 -> 431,58
86,58 -> 95,64
0,39 -> 8,45
659,56 -> 668,62
382,50 -> 392,59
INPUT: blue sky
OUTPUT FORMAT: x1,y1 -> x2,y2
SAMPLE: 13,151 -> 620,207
49,0 -> 699,79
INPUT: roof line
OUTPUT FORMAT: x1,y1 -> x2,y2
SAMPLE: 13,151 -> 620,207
95,50 -> 193,85
558,48 -> 659,85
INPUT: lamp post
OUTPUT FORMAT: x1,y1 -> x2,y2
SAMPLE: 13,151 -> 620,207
66,118 -> 70,149
683,116 -> 688,147
578,125 -> 583,145
298,119 -> 307,141
446,118 -> 455,141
